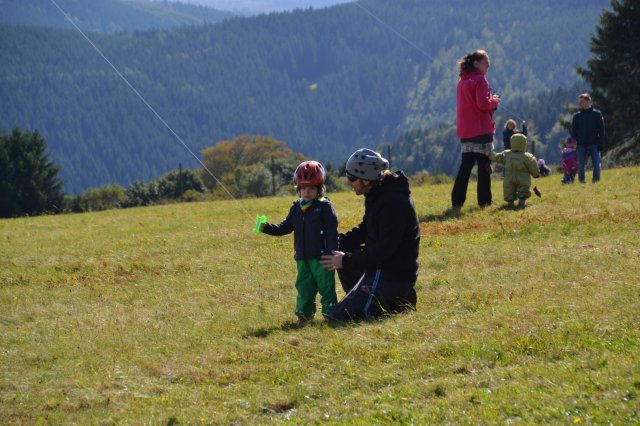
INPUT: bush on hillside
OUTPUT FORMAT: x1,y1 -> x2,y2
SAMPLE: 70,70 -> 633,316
122,168 -> 206,208
200,134 -> 352,199
63,184 -> 126,213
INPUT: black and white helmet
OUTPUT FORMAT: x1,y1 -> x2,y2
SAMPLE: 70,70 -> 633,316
345,148 -> 389,181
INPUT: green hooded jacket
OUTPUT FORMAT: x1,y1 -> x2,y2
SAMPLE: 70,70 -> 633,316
490,134 -> 540,199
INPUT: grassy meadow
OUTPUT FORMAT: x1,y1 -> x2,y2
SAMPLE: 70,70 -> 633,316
1,166 -> 639,424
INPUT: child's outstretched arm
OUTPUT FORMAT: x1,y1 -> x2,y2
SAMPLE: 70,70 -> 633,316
489,151 -> 505,165
260,203 -> 296,236
525,154 -> 541,178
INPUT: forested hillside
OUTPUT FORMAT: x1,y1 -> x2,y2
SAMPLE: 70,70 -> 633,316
0,0 -> 609,193
0,0 -> 239,33
190,0 -> 350,13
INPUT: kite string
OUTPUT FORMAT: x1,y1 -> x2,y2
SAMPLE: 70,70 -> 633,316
354,2 -> 436,62
48,0 -> 252,215
354,1 -> 526,122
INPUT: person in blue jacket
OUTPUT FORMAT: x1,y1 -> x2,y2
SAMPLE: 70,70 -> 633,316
571,93 -> 605,183
320,148 -> 420,321
260,161 -> 338,327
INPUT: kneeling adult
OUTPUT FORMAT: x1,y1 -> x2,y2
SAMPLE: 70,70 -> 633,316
320,148 -> 420,321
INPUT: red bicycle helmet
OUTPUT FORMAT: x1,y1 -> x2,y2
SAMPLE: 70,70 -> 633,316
294,161 -> 326,186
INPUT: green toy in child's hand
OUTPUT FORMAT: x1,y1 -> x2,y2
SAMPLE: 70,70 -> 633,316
253,215 -> 267,233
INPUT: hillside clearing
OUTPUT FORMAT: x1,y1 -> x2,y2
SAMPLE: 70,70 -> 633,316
1,166 -> 639,424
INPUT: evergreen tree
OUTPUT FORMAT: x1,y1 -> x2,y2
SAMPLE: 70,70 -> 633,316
0,127 -> 65,217
577,0 -> 640,157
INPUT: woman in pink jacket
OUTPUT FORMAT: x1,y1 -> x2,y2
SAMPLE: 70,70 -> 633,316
451,50 -> 500,213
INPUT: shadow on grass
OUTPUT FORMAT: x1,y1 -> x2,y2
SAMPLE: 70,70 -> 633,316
420,203 -> 528,222
495,203 -> 526,212
0,316 -> 16,325
244,311 -> 415,338
420,208 -> 462,223
244,317 -> 373,338
243,319 -> 322,338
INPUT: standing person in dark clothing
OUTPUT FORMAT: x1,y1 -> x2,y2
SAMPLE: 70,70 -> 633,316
571,93 -> 605,183
319,148 -> 420,322
502,119 -> 528,151
451,50 -> 501,213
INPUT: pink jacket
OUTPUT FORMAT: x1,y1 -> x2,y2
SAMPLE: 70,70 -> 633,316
456,69 -> 500,139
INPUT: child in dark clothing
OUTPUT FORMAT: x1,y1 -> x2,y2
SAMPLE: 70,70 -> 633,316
537,158 -> 550,177
259,161 -> 338,326
561,137 -> 578,184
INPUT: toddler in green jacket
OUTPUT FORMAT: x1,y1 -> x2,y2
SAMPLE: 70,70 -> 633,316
490,134 -> 540,208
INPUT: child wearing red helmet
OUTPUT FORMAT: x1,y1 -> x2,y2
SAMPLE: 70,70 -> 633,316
259,161 -> 338,327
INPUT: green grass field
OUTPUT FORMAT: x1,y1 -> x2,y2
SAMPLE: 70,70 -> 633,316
1,166 -> 639,424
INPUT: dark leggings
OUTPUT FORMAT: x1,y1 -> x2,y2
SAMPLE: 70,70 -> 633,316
451,152 -> 492,207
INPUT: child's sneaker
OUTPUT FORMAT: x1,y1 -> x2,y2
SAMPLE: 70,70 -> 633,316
295,317 -> 309,328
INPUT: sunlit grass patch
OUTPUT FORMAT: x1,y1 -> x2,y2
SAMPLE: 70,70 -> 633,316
1,166 -> 639,423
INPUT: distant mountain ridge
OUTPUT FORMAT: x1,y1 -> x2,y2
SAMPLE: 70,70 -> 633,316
0,0 -> 240,33
177,0 -> 351,13
0,0 -> 609,193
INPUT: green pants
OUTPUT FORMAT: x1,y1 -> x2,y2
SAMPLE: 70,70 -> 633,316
295,259 -> 337,319
503,172 -> 533,201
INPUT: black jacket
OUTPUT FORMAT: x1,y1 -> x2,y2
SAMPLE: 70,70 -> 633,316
571,107 -> 605,148
339,171 -> 420,283
502,123 -> 528,150
263,197 -> 338,260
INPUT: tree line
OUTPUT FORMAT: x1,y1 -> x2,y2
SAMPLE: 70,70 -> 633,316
4,1 -> 638,217
1,0 -> 239,34
0,0 -> 609,193
577,0 -> 640,165
0,128 -> 347,218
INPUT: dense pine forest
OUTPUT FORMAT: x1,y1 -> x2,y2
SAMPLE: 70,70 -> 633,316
1,0 -> 610,193
0,0 -> 241,33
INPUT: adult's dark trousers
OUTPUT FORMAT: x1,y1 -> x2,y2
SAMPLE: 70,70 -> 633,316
337,267 -> 362,294
330,269 -> 417,322
451,152 -> 492,207
577,144 -> 601,183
